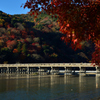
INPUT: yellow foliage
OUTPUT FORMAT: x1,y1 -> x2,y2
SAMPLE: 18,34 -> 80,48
0,19 -> 5,23
4,22 -> 9,27
3,61 -> 8,64
8,15 -> 11,17
8,31 -> 10,34
0,23 -> 3,26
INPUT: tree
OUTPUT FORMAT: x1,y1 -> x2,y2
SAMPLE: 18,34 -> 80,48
22,43 -> 27,55
22,0 -> 100,66
17,41 -> 22,53
6,40 -> 17,49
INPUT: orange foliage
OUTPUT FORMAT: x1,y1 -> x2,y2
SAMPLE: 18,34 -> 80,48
13,49 -> 18,53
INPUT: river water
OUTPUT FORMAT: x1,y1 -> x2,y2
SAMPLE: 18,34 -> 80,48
0,74 -> 100,100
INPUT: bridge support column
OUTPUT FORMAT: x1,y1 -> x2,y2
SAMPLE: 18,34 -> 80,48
6,67 -> 9,74
64,67 -> 72,75
32,68 -> 34,74
10,68 -> 12,74
1,68 -> 2,73
64,67 -> 67,75
30,68 -> 31,74
16,67 -> 19,74
79,67 -> 86,76
27,67 -> 29,74
66,67 -> 72,75
38,67 -> 41,75
19,68 -> 21,74
96,67 -> 100,76
51,67 -> 54,75
21,68 -> 23,74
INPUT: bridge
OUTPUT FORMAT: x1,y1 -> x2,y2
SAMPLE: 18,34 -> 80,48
0,63 -> 100,75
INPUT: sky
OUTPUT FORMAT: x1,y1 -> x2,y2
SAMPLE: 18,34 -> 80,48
0,0 -> 82,15
0,0 -> 42,15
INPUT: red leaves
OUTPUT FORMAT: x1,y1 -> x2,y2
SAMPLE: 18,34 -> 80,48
24,39 -> 28,43
51,1 -> 53,5
6,40 -> 11,44
66,24 -> 69,27
22,0 -> 100,66
30,31 -> 34,34
34,16 -> 37,19
44,17 -> 48,20
6,40 -> 17,49
61,36 -> 65,41
48,24 -> 53,28
7,24 -> 10,28
54,15 -> 57,18
73,39 -> 77,44
31,43 -> 35,47
51,16 -> 54,18
21,30 -> 27,38
32,12 -> 34,15
88,34 -> 91,40
10,35 -> 15,39
91,46 -> 100,67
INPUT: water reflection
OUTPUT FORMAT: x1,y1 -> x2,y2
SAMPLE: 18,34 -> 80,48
96,75 -> 100,89
0,75 -> 100,100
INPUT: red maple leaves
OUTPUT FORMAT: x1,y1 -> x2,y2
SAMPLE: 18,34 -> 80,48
22,0 -> 100,66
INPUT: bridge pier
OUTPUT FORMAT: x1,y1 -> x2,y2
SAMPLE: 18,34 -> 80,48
38,67 -> 41,75
26,67 -> 29,74
1,68 -> 2,73
6,67 -> 9,74
19,68 -> 21,74
64,67 -> 67,75
79,67 -> 86,76
16,67 -> 19,74
51,67 -> 54,75
96,67 -> 100,76
30,68 -> 32,74
10,68 -> 12,74
64,67 -> 72,75
32,68 -> 34,74
21,68 -> 23,74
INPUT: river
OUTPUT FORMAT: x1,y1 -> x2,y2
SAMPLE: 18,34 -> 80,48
0,74 -> 100,100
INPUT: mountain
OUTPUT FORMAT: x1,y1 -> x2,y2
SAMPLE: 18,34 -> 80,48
0,10 -> 95,63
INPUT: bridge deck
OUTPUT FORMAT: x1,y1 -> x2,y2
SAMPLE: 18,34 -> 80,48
0,63 -> 98,67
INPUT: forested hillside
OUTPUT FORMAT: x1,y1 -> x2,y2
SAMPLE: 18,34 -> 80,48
0,10 -> 95,63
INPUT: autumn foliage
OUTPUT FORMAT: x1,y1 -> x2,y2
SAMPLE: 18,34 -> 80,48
13,49 -> 18,53
22,0 -> 100,66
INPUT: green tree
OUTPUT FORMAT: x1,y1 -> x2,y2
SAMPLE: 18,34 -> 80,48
17,42 -> 22,53
34,23 -> 43,30
22,43 -> 27,55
